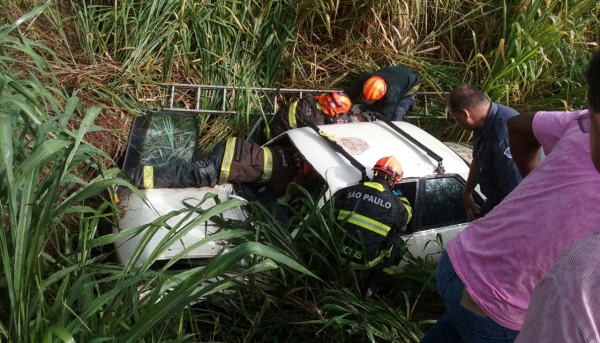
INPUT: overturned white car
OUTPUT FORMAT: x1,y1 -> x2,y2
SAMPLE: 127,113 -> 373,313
114,110 -> 483,267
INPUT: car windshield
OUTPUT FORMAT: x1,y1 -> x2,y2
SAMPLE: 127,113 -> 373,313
122,111 -> 198,170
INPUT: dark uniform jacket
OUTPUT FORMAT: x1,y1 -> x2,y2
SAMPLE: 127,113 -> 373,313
268,96 -> 330,138
344,66 -> 420,120
334,180 -> 410,268
473,102 -> 522,214
144,138 -> 296,198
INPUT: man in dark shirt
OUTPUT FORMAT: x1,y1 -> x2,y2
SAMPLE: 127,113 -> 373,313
344,66 -> 420,121
334,156 -> 412,295
446,84 -> 522,220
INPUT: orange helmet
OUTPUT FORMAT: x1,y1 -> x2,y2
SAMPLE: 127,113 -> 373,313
316,92 -> 352,117
362,75 -> 387,102
372,156 -> 403,183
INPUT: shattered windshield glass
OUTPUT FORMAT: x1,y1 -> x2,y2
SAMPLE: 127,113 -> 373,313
122,111 -> 198,169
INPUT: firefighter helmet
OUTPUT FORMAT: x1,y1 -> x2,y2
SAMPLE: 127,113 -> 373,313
372,156 -> 403,183
362,75 -> 387,102
316,92 -> 352,117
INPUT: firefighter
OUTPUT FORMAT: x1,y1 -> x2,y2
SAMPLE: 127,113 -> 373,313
334,156 -> 412,295
267,91 -> 355,138
126,137 -> 297,198
344,65 -> 420,121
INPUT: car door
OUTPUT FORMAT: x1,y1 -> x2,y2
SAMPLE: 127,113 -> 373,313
403,174 -> 483,261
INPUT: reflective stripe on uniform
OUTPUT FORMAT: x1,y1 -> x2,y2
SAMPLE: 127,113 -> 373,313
341,245 -> 394,270
363,181 -> 384,192
338,210 -> 390,236
399,196 -> 413,223
405,83 -> 420,96
383,265 -> 398,275
288,100 -> 299,129
142,166 -> 154,189
219,137 -> 237,184
261,147 -> 273,182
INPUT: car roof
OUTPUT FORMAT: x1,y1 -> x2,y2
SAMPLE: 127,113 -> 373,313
282,121 -> 470,194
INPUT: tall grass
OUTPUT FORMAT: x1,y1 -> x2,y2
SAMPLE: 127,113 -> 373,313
467,0 -> 597,108
65,0 -> 297,140
0,8 -> 318,342
38,0 -> 597,145
179,187 -> 440,342
2,0 -> 599,341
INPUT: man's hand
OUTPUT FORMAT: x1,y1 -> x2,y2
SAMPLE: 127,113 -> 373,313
463,192 -> 480,222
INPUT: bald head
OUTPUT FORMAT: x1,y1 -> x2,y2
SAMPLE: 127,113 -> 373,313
446,84 -> 491,130
447,84 -> 490,114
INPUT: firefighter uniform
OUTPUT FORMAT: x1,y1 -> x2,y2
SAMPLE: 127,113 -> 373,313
334,180 -> 412,280
344,66 -> 420,120
136,137 -> 296,198
268,96 -> 331,138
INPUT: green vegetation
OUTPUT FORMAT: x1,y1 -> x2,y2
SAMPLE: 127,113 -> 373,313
0,0 -> 598,342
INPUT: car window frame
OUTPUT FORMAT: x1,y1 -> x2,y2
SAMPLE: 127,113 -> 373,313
121,110 -> 199,170
413,174 -> 484,232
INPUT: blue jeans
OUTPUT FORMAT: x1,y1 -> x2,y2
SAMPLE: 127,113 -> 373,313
420,251 -> 519,343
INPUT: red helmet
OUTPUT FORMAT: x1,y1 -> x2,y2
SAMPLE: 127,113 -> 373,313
372,156 -> 403,183
316,92 -> 352,117
362,75 -> 387,102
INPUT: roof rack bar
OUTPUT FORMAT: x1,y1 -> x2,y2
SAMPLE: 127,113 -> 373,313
373,112 -> 445,174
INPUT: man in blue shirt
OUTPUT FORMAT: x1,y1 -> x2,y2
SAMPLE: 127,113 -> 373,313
446,84 -> 522,220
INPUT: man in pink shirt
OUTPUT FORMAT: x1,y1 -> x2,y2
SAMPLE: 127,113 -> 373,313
420,53 -> 600,342
513,52 -> 600,343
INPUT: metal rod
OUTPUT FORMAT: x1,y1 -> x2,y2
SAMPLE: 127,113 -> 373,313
196,87 -> 201,110
159,84 -> 447,118
169,85 -> 175,109
160,83 -> 449,95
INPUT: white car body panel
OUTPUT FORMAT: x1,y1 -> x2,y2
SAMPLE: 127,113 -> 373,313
403,224 -> 466,260
115,184 -> 245,265
282,121 -> 470,197
115,120 -> 479,266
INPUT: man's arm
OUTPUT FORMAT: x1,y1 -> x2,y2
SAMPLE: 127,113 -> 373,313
507,112 -> 541,178
462,160 -> 481,221
391,195 -> 412,233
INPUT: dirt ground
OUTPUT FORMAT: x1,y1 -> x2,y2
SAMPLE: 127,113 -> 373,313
76,100 -> 132,168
